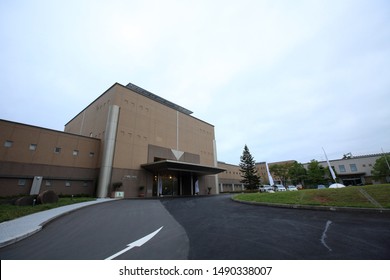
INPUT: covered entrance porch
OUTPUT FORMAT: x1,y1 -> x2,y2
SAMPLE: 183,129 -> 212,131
141,160 -> 225,197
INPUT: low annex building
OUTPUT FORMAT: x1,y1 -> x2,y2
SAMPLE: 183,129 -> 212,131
217,161 -> 245,192
312,153 -> 390,185
0,82 -> 225,198
0,120 -> 100,197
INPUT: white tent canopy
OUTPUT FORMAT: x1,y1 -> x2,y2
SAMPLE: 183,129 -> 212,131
329,183 -> 346,188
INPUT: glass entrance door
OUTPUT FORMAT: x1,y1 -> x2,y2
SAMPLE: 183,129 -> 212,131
153,173 -> 179,196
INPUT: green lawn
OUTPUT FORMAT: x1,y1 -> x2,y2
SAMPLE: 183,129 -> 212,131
233,184 -> 390,208
0,197 -> 95,223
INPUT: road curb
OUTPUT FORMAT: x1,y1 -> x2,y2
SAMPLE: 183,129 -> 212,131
0,198 -> 118,249
231,197 -> 390,215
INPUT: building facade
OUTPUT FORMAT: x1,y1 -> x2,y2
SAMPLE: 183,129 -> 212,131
217,161 -> 244,192
1,82 -> 225,198
313,154 -> 390,185
0,120 -> 100,197
4,82 -> 385,198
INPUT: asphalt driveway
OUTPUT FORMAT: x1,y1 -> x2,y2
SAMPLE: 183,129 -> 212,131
161,195 -> 390,259
1,195 -> 389,259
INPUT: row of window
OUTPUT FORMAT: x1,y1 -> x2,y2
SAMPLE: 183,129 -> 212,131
221,183 -> 245,187
99,98 -> 151,114
4,140 -> 95,157
224,171 -> 242,175
337,163 -> 372,173
18,179 -> 90,187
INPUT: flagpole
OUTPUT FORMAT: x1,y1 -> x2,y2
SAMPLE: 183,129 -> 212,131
322,147 -> 337,183
266,162 -> 274,186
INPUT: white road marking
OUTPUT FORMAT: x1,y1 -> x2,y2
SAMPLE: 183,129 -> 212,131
321,220 -> 332,252
105,226 -> 163,260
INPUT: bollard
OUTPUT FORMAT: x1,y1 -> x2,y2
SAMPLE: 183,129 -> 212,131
33,199 -> 36,207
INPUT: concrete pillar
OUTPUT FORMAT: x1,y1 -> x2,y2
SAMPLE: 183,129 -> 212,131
97,105 -> 120,198
213,139 -> 219,194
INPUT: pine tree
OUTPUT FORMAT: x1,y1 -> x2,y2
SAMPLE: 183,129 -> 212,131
239,145 -> 260,190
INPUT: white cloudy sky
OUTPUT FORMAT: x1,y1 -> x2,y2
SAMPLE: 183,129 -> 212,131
1,0 -> 389,165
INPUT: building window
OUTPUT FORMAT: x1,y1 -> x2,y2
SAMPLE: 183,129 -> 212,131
89,152 -> 95,157
4,140 -> 13,148
350,164 -> 358,172
45,180 -> 51,186
29,144 -> 37,151
339,165 -> 346,172
83,181 -> 89,187
73,150 -> 79,156
18,179 -> 26,186
65,181 -> 71,187
54,147 -> 61,154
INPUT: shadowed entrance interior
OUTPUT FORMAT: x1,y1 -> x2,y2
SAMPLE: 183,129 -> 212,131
152,172 -> 197,196
142,160 -> 225,197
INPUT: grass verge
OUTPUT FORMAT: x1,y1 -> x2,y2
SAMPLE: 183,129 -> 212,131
0,197 -> 96,223
233,184 -> 390,208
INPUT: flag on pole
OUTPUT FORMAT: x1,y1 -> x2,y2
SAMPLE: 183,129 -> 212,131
195,179 -> 199,195
266,162 -> 274,186
322,147 -> 336,181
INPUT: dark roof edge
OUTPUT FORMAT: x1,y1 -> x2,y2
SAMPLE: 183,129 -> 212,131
65,82 -> 215,128
126,82 -> 193,115
125,83 -> 215,127
218,161 -> 240,167
141,159 -> 226,173
314,152 -> 390,164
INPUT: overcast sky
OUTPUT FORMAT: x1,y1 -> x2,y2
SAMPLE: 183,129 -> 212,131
1,0 -> 389,165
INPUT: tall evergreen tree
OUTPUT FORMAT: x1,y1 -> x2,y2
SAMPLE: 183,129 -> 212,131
239,145 -> 260,190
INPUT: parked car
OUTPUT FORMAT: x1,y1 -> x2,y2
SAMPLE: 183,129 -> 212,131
259,185 -> 274,193
287,185 -> 298,191
274,184 -> 286,192
317,185 -> 326,189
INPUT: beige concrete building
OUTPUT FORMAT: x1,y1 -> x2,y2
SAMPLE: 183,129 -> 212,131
0,120 -> 100,197
1,82 -> 225,198
64,82 -> 224,198
217,161 -> 244,192
313,154 -> 390,185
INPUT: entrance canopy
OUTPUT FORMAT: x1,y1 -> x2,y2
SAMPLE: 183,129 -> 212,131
141,160 -> 225,175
